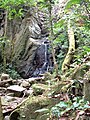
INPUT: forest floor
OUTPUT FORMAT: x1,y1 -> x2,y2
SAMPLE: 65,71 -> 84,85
1,55 -> 90,120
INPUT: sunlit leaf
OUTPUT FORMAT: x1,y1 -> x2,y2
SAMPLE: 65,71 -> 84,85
83,46 -> 90,52
55,101 -> 68,108
66,0 -> 81,9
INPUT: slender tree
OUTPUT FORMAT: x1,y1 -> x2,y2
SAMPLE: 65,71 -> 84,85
48,0 -> 59,76
62,19 -> 75,72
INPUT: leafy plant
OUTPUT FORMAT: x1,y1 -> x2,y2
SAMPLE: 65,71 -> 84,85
35,97 -> 90,119
83,46 -> 90,53
6,64 -> 21,79
50,97 -> 90,118
0,0 -> 36,19
0,63 -> 21,79
6,67 -> 21,79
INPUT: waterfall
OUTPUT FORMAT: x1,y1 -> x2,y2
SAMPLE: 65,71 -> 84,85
44,43 -> 47,63
33,40 -> 53,77
43,43 -> 48,69
39,42 -> 48,74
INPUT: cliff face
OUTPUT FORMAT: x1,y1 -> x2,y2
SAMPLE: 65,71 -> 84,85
3,8 -> 52,78
11,10 -> 52,78
0,0 -> 67,78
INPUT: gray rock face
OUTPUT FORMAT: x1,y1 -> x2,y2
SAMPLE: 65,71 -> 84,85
11,13 -> 52,78
0,8 -> 53,78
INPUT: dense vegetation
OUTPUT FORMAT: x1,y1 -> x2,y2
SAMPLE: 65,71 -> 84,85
0,0 -> 90,119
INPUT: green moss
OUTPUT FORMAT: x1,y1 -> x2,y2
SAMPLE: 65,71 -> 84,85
10,95 -> 59,120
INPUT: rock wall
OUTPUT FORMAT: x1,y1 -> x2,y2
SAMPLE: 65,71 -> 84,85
0,6 -> 53,78
0,3 -> 65,78
9,11 -> 52,78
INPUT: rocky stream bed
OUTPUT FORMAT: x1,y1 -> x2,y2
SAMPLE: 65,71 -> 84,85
0,73 -> 64,120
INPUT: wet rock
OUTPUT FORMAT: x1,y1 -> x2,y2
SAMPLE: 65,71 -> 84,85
0,79 -> 12,87
7,85 -> 26,97
32,83 -> 48,95
4,116 -> 9,120
5,83 -> 10,87
15,79 -> 24,85
1,73 -> 9,81
11,15 -> 43,78
1,96 -> 15,103
27,76 -> 45,84
20,81 -> 30,88
24,88 -> 33,96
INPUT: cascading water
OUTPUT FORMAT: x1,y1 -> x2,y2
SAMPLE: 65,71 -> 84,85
33,40 -> 50,76
39,42 -> 48,74
33,39 -> 53,77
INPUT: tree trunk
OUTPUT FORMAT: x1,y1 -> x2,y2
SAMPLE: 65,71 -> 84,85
48,0 -> 58,76
84,69 -> 90,102
3,11 -> 8,73
62,19 -> 75,72
0,97 -> 3,120
82,70 -> 90,120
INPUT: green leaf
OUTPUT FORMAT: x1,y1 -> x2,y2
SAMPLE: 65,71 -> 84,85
83,104 -> 90,109
54,19 -> 65,28
83,46 -> 90,52
73,102 -> 80,108
56,101 -> 68,108
51,107 -> 60,117
66,0 -> 81,9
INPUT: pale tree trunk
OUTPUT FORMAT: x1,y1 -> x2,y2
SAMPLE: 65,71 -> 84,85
62,19 -> 75,72
0,97 -> 3,120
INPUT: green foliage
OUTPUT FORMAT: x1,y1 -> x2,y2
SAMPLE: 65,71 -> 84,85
0,0 -> 89,77
83,46 -> 90,53
73,27 -> 90,64
0,37 -> 10,47
50,97 -> 90,118
0,0 -> 36,19
66,0 -> 81,9
53,29 -> 68,71
53,20 -> 65,34
0,64 -> 21,79
60,0 -> 90,66
35,97 -> 90,119
6,67 -> 21,79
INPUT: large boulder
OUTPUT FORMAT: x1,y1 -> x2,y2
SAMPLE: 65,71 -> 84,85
10,95 -> 59,120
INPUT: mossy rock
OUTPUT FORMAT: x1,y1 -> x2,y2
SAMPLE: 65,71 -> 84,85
10,96 -> 59,120
32,83 -> 49,95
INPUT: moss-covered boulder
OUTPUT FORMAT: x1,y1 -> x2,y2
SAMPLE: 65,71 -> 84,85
10,95 -> 59,120
32,83 -> 49,95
